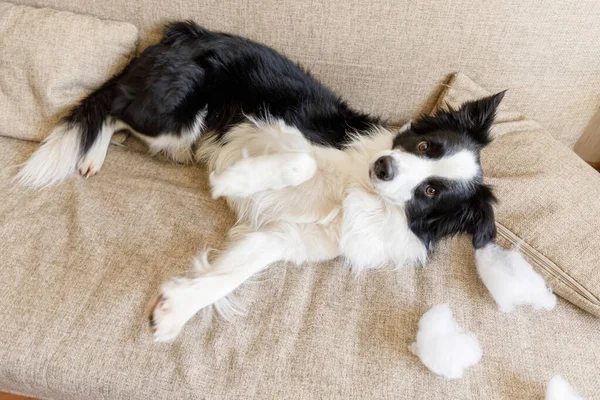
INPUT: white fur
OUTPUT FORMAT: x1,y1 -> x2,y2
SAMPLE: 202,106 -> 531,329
197,118 -> 347,230
359,121 -> 479,204
546,375 -> 583,400
16,118 -> 130,187
15,123 -> 81,188
475,244 -> 557,312
374,148 -> 479,204
340,188 -> 428,270
152,223 -> 337,342
77,119 -> 129,178
135,108 -> 207,163
210,152 -> 317,198
18,108 -> 207,188
151,119 -> 434,340
151,118 -> 480,341
409,304 -> 482,379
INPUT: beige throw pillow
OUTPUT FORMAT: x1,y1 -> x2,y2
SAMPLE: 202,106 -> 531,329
0,2 -> 138,142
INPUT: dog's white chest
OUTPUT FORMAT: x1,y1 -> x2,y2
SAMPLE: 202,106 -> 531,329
339,189 -> 428,271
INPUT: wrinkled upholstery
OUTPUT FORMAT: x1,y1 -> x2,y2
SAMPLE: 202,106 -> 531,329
1,78 -> 599,399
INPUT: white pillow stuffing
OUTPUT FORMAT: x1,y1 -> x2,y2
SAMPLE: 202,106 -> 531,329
409,304 -> 482,379
475,244 -> 557,312
546,375 -> 583,400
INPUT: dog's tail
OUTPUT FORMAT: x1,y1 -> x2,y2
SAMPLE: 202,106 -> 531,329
15,74 -> 123,188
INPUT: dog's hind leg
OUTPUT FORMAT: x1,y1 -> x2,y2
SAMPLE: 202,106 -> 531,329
76,119 -> 132,178
200,118 -> 317,199
16,73 -> 128,187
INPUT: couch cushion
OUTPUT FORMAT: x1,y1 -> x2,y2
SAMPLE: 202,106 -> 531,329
437,73 -> 600,317
0,2 -> 138,142
1,126 -> 599,396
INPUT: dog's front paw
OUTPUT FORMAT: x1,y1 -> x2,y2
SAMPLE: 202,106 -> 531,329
209,170 -> 248,199
279,153 -> 317,186
149,279 -> 198,342
209,152 -> 316,199
149,294 -> 187,342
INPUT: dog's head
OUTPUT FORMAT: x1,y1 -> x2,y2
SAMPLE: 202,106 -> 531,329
369,92 -> 505,251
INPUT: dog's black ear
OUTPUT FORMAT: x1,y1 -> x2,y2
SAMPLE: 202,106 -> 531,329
467,184 -> 497,248
409,184 -> 497,251
452,91 -> 506,146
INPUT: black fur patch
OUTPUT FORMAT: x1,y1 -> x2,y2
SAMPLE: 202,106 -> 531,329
410,91 -> 506,147
65,72 -> 124,154
393,128 -> 481,160
407,182 -> 497,250
70,21 -> 378,150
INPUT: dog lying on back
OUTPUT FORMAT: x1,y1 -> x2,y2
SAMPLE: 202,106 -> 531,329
18,21 -> 503,341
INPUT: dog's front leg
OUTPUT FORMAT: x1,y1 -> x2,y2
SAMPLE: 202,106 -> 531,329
209,151 -> 317,199
150,225 -> 290,342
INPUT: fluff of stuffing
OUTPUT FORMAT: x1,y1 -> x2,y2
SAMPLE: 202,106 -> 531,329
475,244 -> 557,312
546,375 -> 583,400
409,304 -> 482,379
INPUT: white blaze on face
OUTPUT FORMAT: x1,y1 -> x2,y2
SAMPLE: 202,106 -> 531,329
372,149 -> 480,204
431,150 -> 480,180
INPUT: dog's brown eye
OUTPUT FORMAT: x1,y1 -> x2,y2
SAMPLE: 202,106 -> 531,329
425,185 -> 437,197
417,140 -> 430,152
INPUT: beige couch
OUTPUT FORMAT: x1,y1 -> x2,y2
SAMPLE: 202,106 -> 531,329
1,1 -> 600,399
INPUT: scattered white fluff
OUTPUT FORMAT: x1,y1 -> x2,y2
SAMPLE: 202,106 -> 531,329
546,375 -> 583,400
409,304 -> 482,379
475,244 -> 557,312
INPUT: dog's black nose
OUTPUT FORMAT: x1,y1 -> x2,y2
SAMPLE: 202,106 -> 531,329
373,155 -> 395,181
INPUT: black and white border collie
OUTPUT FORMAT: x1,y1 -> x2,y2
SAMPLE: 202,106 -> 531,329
18,22 -> 504,341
